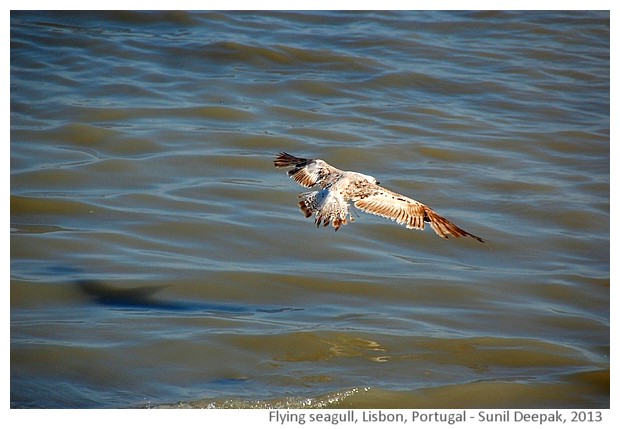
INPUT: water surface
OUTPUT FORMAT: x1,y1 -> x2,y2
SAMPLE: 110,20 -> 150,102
10,11 -> 609,408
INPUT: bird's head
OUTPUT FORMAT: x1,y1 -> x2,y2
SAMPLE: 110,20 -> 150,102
361,174 -> 380,185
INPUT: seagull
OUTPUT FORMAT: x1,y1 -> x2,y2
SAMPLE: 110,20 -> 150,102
274,152 -> 484,242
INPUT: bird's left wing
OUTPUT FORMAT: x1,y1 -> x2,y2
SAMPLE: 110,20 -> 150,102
274,152 -> 342,188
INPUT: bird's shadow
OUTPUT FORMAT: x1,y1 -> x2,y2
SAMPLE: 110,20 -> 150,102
75,279 -> 302,315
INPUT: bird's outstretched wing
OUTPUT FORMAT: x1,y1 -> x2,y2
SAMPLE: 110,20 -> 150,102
274,152 -> 342,188
353,185 -> 484,242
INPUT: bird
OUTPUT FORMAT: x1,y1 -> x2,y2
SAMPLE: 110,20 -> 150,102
274,152 -> 484,242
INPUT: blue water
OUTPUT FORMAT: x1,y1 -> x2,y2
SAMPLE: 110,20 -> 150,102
10,11 -> 609,408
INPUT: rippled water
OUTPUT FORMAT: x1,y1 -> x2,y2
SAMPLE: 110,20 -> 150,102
10,11 -> 609,409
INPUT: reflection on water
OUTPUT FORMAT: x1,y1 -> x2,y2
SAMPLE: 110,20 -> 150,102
76,279 -> 303,314
11,11 -> 608,408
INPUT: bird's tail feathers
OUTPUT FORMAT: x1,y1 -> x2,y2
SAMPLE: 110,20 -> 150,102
298,190 -> 350,231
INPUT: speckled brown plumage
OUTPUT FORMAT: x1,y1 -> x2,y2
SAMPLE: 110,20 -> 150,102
274,152 -> 483,242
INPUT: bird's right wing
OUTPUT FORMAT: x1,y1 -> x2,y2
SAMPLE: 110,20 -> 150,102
353,184 -> 484,242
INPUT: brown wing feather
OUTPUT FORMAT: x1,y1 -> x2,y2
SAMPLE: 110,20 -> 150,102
274,152 -> 341,188
354,186 -> 484,242
353,187 -> 427,230
424,209 -> 484,242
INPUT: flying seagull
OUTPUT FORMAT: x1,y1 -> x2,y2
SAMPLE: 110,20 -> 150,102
274,152 -> 484,242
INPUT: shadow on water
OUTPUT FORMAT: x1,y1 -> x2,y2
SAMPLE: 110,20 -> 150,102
75,279 -> 303,315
